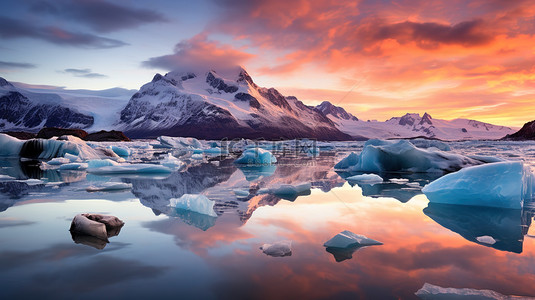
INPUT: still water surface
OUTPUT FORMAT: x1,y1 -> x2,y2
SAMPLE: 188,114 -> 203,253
1,141 -> 535,299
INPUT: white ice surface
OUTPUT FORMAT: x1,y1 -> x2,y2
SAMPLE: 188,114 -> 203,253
323,230 -> 383,248
170,194 -> 218,217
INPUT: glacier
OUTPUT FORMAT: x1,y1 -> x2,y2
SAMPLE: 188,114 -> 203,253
335,139 -> 485,173
234,147 -> 277,165
422,161 -> 534,209
169,194 -> 218,217
323,230 -> 383,248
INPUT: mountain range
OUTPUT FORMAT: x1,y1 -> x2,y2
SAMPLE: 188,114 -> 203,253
0,68 -> 518,140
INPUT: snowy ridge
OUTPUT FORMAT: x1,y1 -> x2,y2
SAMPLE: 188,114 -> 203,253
317,102 -> 515,140
116,67 -> 350,140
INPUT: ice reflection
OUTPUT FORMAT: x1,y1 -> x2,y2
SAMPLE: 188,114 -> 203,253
338,171 -> 442,202
424,203 -> 534,253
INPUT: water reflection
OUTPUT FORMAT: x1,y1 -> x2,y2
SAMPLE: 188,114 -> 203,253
325,245 -> 369,262
423,203 -> 534,253
337,171 -> 442,203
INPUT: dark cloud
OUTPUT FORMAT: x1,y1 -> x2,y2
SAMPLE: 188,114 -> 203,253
0,16 -> 127,49
360,19 -> 494,49
0,60 -> 36,69
31,0 -> 167,33
142,34 -> 254,73
63,68 -> 107,78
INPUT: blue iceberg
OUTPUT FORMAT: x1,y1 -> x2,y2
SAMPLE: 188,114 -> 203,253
346,174 -> 383,185
169,194 -> 218,217
234,148 -> 277,165
335,139 -> 483,173
111,145 -> 131,157
422,161 -> 534,209
323,230 -> 383,248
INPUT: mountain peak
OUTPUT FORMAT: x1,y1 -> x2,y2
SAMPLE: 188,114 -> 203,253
0,77 -> 14,88
315,101 -> 358,121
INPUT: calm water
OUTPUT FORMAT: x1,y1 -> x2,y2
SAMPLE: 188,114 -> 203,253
1,141 -> 535,299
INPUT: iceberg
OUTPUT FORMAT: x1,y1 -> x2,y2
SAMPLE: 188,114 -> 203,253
111,145 -> 131,157
64,153 -> 81,162
47,157 -> 70,165
422,162 -> 534,209
159,153 -> 186,170
323,230 -> 383,248
191,153 -> 203,160
169,194 -> 217,217
234,148 -> 277,165
260,240 -> 292,257
262,182 -> 311,201
346,174 -> 383,185
157,136 -> 202,149
415,283 -> 530,300
0,133 -> 24,157
237,165 -> 276,181
87,159 -> 172,175
86,182 -> 133,192
69,213 -> 125,242
233,189 -> 250,197
0,134 -> 101,160
335,139 -> 484,173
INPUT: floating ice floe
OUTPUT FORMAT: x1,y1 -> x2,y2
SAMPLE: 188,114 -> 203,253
324,230 -> 383,249
422,161 -> 534,209
234,148 -> 277,165
476,236 -> 496,245
191,153 -> 203,160
64,153 -> 81,162
111,145 -> 130,157
87,159 -> 172,175
258,182 -> 311,200
260,240 -> 292,257
0,174 -> 15,180
169,194 -> 217,217
58,162 -> 88,170
203,147 -> 228,155
157,136 -> 202,149
86,182 -> 133,192
160,153 -> 186,170
47,157 -> 70,165
346,174 -> 383,185
415,283 -> 530,300
233,189 -> 250,197
335,139 -> 485,173
69,213 -> 124,242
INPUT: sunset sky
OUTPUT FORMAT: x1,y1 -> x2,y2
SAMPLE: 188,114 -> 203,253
1,0 -> 534,126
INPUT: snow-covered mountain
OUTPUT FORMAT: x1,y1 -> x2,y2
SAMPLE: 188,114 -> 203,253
317,102 -> 516,140
116,67 -> 351,140
0,77 -> 133,132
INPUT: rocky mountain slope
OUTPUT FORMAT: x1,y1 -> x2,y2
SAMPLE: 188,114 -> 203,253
502,120 -> 535,140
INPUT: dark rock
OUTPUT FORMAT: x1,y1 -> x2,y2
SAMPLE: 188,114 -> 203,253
85,130 -> 131,141
502,120 -> 535,140
234,92 -> 261,109
315,101 -> 358,121
206,71 -> 239,93
1,131 -> 36,140
461,128 -> 468,133
37,127 -> 88,139
419,112 -> 433,125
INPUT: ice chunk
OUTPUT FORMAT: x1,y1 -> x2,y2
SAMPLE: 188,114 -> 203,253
157,136 -> 202,149
476,236 -> 496,245
203,147 -> 228,155
0,133 -> 23,157
69,213 -> 125,242
234,148 -> 277,165
169,194 -> 217,217
415,283 -> 529,300
237,165 -> 276,181
59,162 -> 88,170
160,153 -> 186,170
88,159 -> 118,169
48,157 -> 71,165
191,153 -> 203,160
410,139 -> 451,151
234,189 -> 250,197
111,145 -> 130,157
260,182 -> 311,201
346,174 -> 383,185
64,153 -> 81,162
422,162 -> 534,209
323,230 -> 383,248
260,240 -> 292,257
86,182 -> 133,192
335,139 -> 483,173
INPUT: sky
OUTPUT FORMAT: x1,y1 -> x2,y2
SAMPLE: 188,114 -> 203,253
1,0 -> 534,127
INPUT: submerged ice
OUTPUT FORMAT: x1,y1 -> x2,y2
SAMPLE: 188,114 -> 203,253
422,161 -> 535,209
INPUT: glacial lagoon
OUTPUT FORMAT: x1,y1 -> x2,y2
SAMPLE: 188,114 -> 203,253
1,140 -> 535,299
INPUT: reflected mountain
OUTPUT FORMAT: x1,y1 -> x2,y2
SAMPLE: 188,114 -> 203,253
423,203 -> 534,253
127,156 -> 344,227
338,171 -> 442,202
